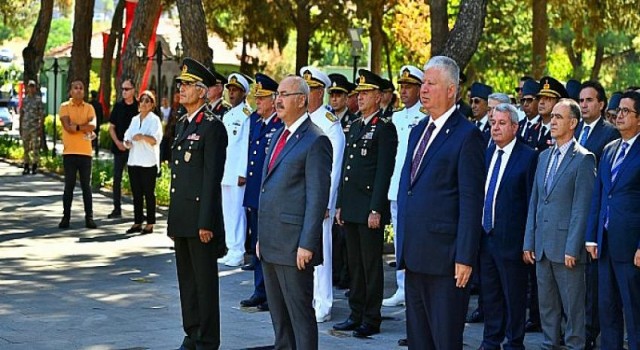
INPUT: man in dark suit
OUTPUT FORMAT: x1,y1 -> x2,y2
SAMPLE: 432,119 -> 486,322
257,76 -> 332,350
396,56 -> 486,349
575,80 -> 620,349
167,58 -> 228,350
334,69 -> 398,338
479,103 -> 537,350
239,73 -> 282,311
523,98 -> 596,349
586,91 -> 640,350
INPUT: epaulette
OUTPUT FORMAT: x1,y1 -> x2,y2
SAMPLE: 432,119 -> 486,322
419,107 -> 428,115
325,111 -> 338,123
394,107 -> 405,113
243,107 -> 251,116
222,100 -> 232,108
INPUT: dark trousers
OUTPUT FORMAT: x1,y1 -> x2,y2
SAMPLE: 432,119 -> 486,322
62,155 -> 93,218
332,222 -> 350,287
127,165 -> 157,224
247,207 -> 265,300
599,235 -> 640,350
174,237 -> 221,350
112,152 -> 128,212
527,264 -> 540,324
479,237 -> 528,350
406,269 -> 470,350
585,257 -> 600,342
343,222 -> 383,327
263,260 -> 317,350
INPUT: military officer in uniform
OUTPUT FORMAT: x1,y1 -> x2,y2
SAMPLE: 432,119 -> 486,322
334,69 -> 398,338
240,73 -> 283,312
168,58 -> 228,350
469,82 -> 494,141
300,66 -> 346,323
384,65 -> 427,308
328,73 -> 359,135
380,78 -> 396,121
19,80 -> 44,175
535,76 -> 569,152
217,72 -> 252,267
206,68 -> 230,119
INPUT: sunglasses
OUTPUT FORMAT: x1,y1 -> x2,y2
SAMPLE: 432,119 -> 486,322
122,87 -> 134,91
139,97 -> 153,103
470,98 -> 485,105
520,97 -> 536,105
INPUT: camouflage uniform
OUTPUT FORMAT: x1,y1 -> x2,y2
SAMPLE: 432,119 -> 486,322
20,94 -> 44,168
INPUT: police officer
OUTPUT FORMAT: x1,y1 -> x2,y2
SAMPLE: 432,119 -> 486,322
328,73 -> 358,135
300,66 -> 346,322
19,80 -> 44,175
384,65 -> 427,308
469,82 -> 494,139
168,58 -> 228,350
207,68 -> 231,119
217,72 -> 252,267
334,69 -> 398,338
239,73 -> 283,312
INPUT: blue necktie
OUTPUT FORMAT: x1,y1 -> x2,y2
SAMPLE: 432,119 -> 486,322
483,150 -> 504,233
605,142 -> 630,229
579,125 -> 590,146
545,149 -> 561,195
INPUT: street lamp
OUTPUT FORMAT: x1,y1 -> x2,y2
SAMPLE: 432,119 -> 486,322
136,41 -> 183,108
348,28 -> 363,82
42,58 -> 64,157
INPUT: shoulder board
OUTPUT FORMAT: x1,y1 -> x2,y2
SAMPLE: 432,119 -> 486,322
243,107 -> 251,116
222,100 -> 232,108
325,111 -> 338,123
419,107 -> 428,115
394,107 -> 405,113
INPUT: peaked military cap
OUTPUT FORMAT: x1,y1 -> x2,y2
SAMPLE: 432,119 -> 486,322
355,69 -> 384,92
607,91 -> 623,112
538,76 -> 568,99
226,72 -> 251,92
328,73 -> 356,94
397,65 -> 423,85
300,66 -> 331,88
177,57 -> 216,87
470,82 -> 493,101
521,79 -> 540,97
380,78 -> 395,92
565,79 -> 581,101
208,64 -> 227,86
254,73 -> 278,97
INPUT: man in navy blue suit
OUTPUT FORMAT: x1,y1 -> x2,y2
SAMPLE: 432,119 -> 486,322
586,90 -> 640,350
575,80 -> 620,349
479,103 -> 537,350
396,56 -> 485,349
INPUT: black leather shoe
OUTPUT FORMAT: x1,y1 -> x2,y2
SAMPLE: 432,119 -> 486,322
141,225 -> 154,234
58,217 -> 70,229
256,301 -> 269,311
353,323 -> 380,338
241,262 -> 255,271
240,295 -> 266,307
585,338 -> 596,350
398,338 -> 408,347
85,218 -> 97,229
466,309 -> 484,323
524,320 -> 542,333
388,261 -> 397,268
22,164 -> 30,175
333,318 -> 360,331
31,164 -> 37,174
107,211 -> 122,219
126,225 -> 142,234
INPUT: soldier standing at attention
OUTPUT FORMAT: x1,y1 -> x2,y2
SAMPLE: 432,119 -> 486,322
20,80 -> 44,175
207,68 -> 230,120
168,58 -> 227,350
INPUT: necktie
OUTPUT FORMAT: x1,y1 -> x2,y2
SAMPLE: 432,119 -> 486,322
483,150 -> 504,233
476,120 -> 482,128
545,148 -> 561,195
267,129 -> 290,172
605,141 -> 630,229
579,125 -> 591,146
522,121 -> 531,137
410,122 -> 436,183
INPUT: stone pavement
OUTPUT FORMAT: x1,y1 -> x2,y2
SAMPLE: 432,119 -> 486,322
0,160 -> 545,349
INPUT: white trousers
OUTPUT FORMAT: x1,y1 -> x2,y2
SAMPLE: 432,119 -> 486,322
313,214 -> 333,318
222,184 -> 247,255
390,200 -> 405,294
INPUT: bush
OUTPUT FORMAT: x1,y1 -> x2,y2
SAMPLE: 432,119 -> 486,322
43,114 -> 63,140
98,123 -> 113,150
0,134 -> 23,159
91,158 -> 115,190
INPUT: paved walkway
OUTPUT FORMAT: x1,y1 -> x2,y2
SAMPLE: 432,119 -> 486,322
0,160 -> 545,349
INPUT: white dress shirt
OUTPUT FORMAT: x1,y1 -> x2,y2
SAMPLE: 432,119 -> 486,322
124,112 -> 163,168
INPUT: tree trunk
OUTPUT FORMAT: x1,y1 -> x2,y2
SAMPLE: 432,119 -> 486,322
369,0 -> 384,74
430,0 -> 448,57
177,0 -> 212,64
121,0 -> 162,91
100,0 -> 125,119
22,0 -> 54,86
590,40 -> 604,81
382,29 -> 392,80
295,0 -> 311,73
531,0 -> 547,79
440,0 -> 488,71
67,0 -> 96,94
239,35 -> 249,74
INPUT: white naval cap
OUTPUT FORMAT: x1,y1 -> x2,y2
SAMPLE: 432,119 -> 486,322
397,65 -> 424,85
226,72 -> 250,92
299,66 -> 331,89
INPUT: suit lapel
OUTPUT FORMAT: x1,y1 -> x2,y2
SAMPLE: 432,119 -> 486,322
412,113 -> 458,185
611,138 -> 640,190
545,142 -> 578,197
496,143 -> 520,197
262,117 -> 310,181
174,106 -> 205,145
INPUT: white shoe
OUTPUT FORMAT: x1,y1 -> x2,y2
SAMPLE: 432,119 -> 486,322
316,313 -> 331,323
217,254 -> 229,264
224,252 -> 245,267
382,291 -> 405,307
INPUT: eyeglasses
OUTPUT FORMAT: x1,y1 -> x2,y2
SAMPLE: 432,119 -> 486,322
470,98 -> 485,105
122,87 -> 133,91
615,107 -> 638,117
520,97 -> 536,105
275,91 -> 304,98
177,81 -> 206,89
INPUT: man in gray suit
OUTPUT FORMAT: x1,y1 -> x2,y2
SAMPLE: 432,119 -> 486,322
257,76 -> 332,350
523,98 -> 596,349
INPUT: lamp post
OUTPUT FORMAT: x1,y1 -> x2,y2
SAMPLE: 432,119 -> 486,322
348,28 -> 363,82
136,41 -> 183,107
41,58 -> 63,157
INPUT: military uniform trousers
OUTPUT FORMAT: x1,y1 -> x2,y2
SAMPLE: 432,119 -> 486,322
313,213 -> 334,320
247,207 -> 266,300
22,130 -> 40,164
222,184 -> 247,256
390,200 -> 405,296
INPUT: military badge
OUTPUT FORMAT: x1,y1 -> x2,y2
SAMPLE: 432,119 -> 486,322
184,151 -> 192,162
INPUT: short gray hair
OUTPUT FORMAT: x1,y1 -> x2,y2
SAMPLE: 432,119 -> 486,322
488,93 -> 511,104
557,98 -> 582,121
285,75 -> 310,107
493,103 -> 520,124
424,56 -> 459,89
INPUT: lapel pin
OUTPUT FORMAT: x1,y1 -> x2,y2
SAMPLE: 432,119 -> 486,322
446,129 -> 450,134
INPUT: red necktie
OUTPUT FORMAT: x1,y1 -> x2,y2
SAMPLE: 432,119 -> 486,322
268,129 -> 290,172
